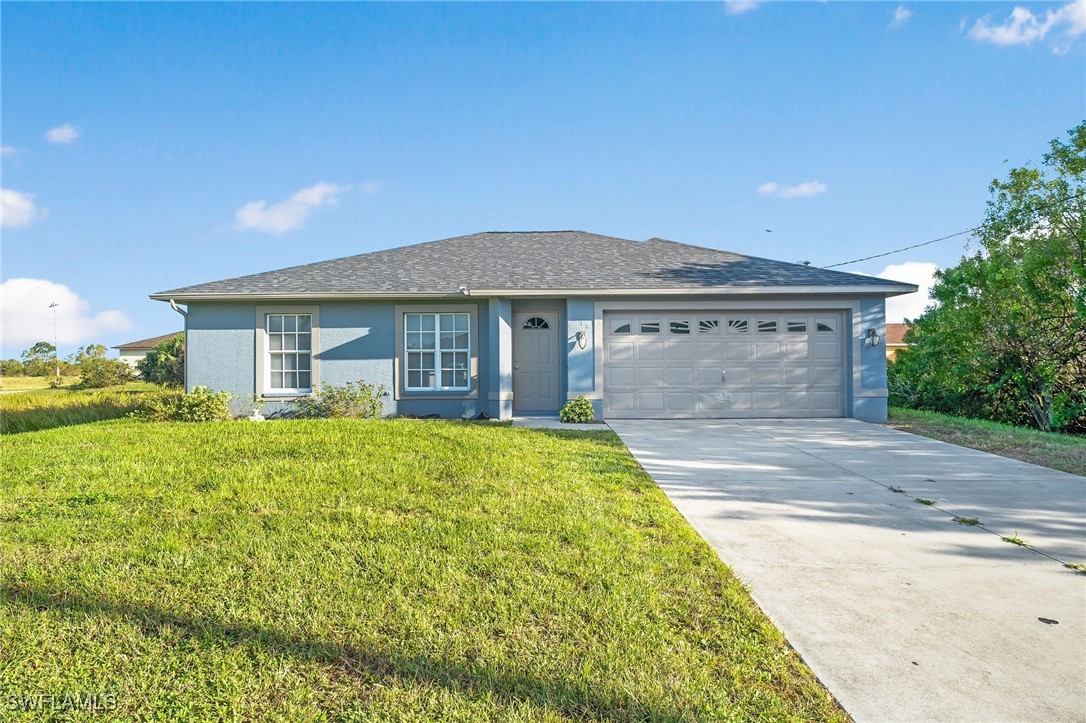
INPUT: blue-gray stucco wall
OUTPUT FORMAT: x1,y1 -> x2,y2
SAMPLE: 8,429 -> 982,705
186,300 -> 495,419
185,294 -> 894,422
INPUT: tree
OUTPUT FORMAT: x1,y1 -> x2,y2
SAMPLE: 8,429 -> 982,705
138,334 -> 185,387
20,342 -> 57,377
70,344 -> 107,365
78,357 -> 135,388
892,122 -> 1086,432
0,359 -> 24,377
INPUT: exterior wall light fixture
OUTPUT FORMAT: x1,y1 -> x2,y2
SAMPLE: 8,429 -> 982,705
865,328 -> 881,347
575,330 -> 588,349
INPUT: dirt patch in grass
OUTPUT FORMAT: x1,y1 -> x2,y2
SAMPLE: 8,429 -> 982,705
888,408 -> 1085,477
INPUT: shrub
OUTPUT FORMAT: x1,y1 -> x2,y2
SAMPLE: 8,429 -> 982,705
0,359 -> 24,377
132,386 -> 231,422
78,358 -> 134,389
559,396 -> 596,423
295,380 -> 388,419
138,334 -> 185,387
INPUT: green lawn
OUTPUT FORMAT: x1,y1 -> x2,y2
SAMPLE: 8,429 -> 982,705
888,407 -> 1086,477
0,383 -> 167,434
0,419 -> 844,721
0,375 -> 81,392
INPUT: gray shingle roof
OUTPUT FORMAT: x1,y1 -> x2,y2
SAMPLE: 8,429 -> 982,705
152,231 -> 916,298
112,331 -> 184,350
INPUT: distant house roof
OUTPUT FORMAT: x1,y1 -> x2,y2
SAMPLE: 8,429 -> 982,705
151,231 -> 918,300
886,323 -> 910,346
113,332 -> 183,351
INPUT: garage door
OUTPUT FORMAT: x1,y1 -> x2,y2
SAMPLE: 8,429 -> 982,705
603,311 -> 846,418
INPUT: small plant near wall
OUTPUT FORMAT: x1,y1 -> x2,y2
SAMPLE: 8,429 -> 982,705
295,380 -> 388,419
559,396 -> 596,423
131,387 -> 232,422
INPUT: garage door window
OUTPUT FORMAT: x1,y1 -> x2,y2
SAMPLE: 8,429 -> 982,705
758,320 -> 778,333
787,320 -> 807,333
699,319 -> 719,333
640,321 -> 660,333
610,319 -> 632,334
669,321 -> 690,334
816,319 -> 835,332
728,319 -> 748,333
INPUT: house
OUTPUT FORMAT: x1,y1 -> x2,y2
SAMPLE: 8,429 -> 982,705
113,332 -> 183,368
150,231 -> 916,422
885,323 -> 910,361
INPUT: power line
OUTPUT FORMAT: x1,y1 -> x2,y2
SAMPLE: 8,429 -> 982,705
823,226 -> 980,268
823,189 -> 1082,269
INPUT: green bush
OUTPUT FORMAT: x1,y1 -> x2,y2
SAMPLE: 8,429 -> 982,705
138,334 -> 185,387
295,380 -> 388,419
559,395 -> 596,423
78,357 -> 134,389
132,386 -> 231,422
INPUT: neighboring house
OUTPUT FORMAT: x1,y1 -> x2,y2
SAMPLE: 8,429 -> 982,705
151,231 -> 916,422
113,332 -> 183,368
885,323 -> 910,361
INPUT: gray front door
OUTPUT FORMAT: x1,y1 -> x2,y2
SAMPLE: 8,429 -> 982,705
513,311 -> 562,413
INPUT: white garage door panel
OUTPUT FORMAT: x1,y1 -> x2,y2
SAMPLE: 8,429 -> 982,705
604,311 -> 846,419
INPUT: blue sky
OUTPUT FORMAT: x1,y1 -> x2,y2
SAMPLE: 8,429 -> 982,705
2,1 -> 1084,358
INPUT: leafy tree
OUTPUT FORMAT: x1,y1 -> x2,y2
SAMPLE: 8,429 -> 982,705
78,357 -> 135,388
20,342 -> 57,377
70,344 -> 107,364
0,359 -> 25,377
138,334 -> 185,387
892,122 -> 1086,432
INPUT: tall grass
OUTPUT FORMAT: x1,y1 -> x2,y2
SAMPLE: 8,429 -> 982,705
0,388 -> 174,434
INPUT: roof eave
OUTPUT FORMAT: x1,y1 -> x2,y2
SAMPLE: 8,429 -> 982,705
465,284 -> 919,297
150,291 -> 472,302
153,283 -> 917,302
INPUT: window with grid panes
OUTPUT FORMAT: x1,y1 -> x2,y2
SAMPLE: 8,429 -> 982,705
404,313 -> 470,391
266,314 -> 312,391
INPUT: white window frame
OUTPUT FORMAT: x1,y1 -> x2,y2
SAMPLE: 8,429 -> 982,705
255,305 -> 320,398
403,312 -> 472,392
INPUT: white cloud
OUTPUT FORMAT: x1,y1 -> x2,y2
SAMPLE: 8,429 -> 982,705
1,189 -> 42,228
877,261 -> 939,323
757,180 -> 828,199
968,0 -> 1085,52
891,5 -> 912,27
0,146 -> 24,157
0,278 -> 132,348
234,182 -> 349,235
45,124 -> 80,144
725,1 -> 761,15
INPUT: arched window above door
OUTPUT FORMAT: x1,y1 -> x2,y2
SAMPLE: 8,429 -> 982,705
522,316 -> 550,330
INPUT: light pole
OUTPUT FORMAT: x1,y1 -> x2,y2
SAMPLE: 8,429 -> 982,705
49,302 -> 60,380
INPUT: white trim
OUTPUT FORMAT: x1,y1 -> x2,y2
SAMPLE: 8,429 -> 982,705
467,285 -> 916,297
255,305 -> 320,398
153,283 -> 916,303
403,312 -> 472,392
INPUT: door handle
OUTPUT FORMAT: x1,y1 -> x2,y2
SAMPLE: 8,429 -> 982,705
721,369 -> 727,383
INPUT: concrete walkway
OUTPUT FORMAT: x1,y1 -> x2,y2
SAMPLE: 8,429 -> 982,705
608,418 -> 1086,723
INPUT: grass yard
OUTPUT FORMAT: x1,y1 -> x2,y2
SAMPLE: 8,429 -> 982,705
1,419 -> 845,721
888,407 -> 1086,477
0,376 -> 80,392
0,383 -> 166,434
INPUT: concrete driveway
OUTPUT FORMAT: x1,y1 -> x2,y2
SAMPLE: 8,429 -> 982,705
608,418 -> 1086,723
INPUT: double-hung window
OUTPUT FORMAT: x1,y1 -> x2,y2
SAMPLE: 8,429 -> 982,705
267,313 -> 312,392
404,312 -> 470,391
